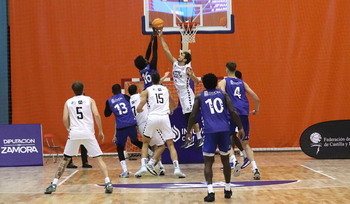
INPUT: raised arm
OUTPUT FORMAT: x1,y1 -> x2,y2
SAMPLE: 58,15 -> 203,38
186,67 -> 200,85
149,36 -> 158,70
244,82 -> 260,115
145,35 -> 153,61
186,94 -> 201,133
137,90 -> 148,113
159,30 -> 177,63
91,98 -> 104,143
160,71 -> 170,84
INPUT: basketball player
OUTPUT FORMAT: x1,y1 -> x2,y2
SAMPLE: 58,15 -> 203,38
186,73 -> 244,202
128,84 -> 166,177
158,30 -> 203,149
134,29 -> 159,90
137,72 -> 186,178
218,62 -> 261,180
104,84 -> 143,178
44,81 -> 113,194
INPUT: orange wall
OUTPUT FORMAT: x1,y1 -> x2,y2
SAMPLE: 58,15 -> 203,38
10,0 -> 350,153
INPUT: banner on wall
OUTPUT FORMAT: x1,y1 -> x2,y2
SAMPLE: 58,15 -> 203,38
300,120 -> 350,159
0,124 -> 43,167
162,106 -> 204,164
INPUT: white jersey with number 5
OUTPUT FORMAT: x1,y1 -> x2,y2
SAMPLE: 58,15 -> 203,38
66,95 -> 95,140
146,85 -> 170,116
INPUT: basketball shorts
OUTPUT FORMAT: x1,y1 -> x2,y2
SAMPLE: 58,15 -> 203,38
64,138 -> 103,157
143,114 -> 175,142
138,121 -> 164,147
202,131 -> 231,157
178,88 -> 195,114
115,125 -> 138,147
230,115 -> 250,141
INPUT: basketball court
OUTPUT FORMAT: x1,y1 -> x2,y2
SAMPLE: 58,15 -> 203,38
1,152 -> 349,203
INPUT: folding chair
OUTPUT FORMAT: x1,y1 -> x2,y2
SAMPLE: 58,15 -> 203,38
44,134 -> 61,163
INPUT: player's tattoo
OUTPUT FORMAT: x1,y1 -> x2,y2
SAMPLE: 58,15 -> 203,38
55,157 -> 70,179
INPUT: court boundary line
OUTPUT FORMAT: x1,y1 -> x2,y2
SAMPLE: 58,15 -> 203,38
58,170 -> 79,186
300,164 -> 336,180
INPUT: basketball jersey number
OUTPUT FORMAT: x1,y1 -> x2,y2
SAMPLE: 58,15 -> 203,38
76,107 -> 83,119
205,98 -> 224,114
234,87 -> 242,99
155,93 -> 164,104
142,72 -> 152,84
131,106 -> 137,117
114,103 -> 128,115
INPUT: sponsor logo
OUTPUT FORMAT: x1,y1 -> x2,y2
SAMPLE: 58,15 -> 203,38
310,132 -> 322,155
1,138 -> 38,154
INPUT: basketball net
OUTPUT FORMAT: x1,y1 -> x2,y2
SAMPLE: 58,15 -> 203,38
178,22 -> 199,52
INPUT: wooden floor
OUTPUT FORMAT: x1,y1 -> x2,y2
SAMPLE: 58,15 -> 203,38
1,151 -> 350,204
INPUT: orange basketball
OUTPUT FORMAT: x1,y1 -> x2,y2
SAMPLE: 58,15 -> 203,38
152,18 -> 164,30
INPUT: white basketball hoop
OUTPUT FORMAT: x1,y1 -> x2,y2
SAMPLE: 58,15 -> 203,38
178,22 -> 199,52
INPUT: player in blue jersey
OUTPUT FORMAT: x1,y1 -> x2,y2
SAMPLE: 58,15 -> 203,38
104,84 -> 143,178
218,62 -> 261,180
134,29 -> 159,90
186,73 -> 245,202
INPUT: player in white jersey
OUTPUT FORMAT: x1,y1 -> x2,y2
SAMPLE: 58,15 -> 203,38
136,72 -> 186,178
128,85 -> 166,177
44,81 -> 113,194
159,30 -> 203,150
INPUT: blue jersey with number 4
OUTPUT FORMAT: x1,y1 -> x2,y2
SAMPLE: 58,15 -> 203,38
200,89 -> 230,134
225,77 -> 249,115
139,65 -> 158,90
108,94 -> 136,129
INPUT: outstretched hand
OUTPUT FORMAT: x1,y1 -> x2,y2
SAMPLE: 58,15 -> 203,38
99,132 -> 105,143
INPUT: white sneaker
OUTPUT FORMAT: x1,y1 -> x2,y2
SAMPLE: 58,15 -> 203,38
233,161 -> 241,177
119,171 -> 130,178
174,167 -> 186,178
158,167 -> 165,176
134,165 -> 147,178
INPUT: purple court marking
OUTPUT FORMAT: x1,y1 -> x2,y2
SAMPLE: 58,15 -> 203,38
98,180 -> 298,189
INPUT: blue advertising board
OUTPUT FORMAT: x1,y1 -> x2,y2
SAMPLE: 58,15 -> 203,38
0,124 -> 43,167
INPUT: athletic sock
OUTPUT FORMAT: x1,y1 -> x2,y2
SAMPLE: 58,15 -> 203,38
251,161 -> 258,170
242,150 -> 247,158
230,154 -> 237,163
196,132 -> 202,140
141,158 -> 147,166
120,160 -> 128,172
105,177 -> 110,183
158,161 -> 164,169
173,160 -> 179,168
225,183 -> 231,191
207,184 -> 214,193
148,158 -> 155,166
52,178 -> 58,185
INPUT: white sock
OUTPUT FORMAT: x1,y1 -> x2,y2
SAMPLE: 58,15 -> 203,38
148,148 -> 153,157
225,183 -> 231,191
105,177 -> 110,183
251,161 -> 258,170
141,158 -> 147,166
158,161 -> 164,169
148,158 -> 155,166
230,154 -> 237,163
207,184 -> 214,193
120,160 -> 128,172
173,160 -> 179,168
242,150 -> 247,158
196,132 -> 202,140
52,178 -> 58,185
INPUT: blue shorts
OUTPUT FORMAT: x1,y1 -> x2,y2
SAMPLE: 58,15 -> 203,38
114,125 -> 138,147
202,131 -> 231,155
230,115 -> 250,141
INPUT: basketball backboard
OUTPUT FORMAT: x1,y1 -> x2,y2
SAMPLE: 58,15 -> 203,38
143,0 -> 234,35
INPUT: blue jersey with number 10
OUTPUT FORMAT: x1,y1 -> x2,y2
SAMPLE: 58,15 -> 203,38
108,94 -> 136,129
139,65 -> 158,90
200,89 -> 230,134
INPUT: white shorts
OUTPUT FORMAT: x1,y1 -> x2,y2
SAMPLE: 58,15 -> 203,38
143,115 -> 175,142
178,88 -> 195,114
138,121 -> 164,146
63,138 -> 103,157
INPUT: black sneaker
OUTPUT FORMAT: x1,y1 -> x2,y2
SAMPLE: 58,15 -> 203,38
204,192 -> 215,202
180,141 -> 194,149
196,138 -> 204,150
224,189 -> 232,199
253,168 -> 261,180
66,163 -> 77,168
82,163 -> 92,168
